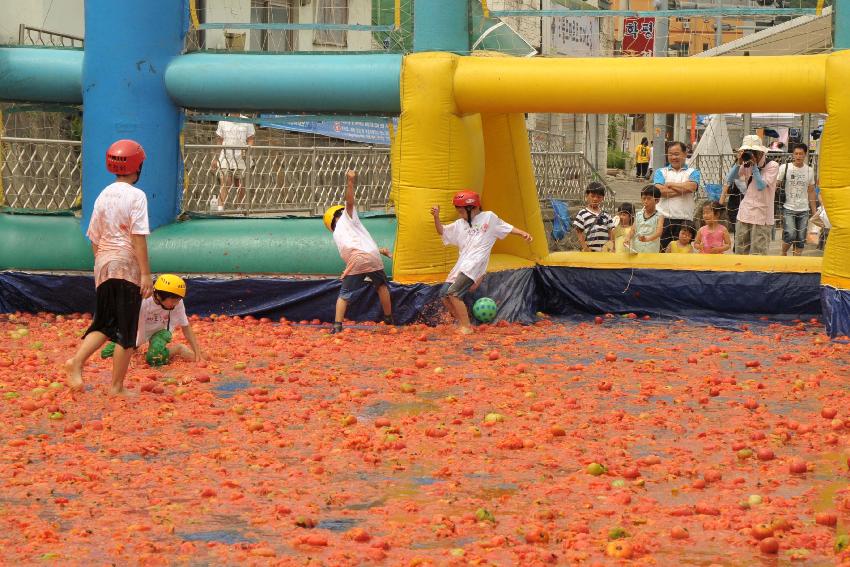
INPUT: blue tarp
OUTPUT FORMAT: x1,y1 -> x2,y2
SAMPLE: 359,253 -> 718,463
0,267 -> 828,330
821,286 -> 850,338
535,266 -> 822,322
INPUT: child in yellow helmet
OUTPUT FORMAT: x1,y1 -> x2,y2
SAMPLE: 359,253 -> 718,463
102,274 -> 203,365
324,169 -> 393,334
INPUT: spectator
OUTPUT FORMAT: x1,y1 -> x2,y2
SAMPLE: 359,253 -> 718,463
694,201 -> 731,254
214,113 -> 255,210
777,143 -> 817,256
632,185 -> 664,253
665,223 -> 696,254
635,137 -> 651,180
653,141 -> 701,251
726,135 -> 780,255
573,182 -> 615,252
606,202 -> 635,253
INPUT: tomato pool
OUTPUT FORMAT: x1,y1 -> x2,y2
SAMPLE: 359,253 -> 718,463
2,312 -> 850,565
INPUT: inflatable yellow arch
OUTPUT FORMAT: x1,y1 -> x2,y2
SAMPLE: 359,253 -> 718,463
391,51 -> 850,335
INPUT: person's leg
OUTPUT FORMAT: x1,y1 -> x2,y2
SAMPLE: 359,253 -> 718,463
334,297 -> 348,328
234,173 -> 246,207
735,221 -> 751,255
376,284 -> 392,321
65,331 -> 109,391
447,296 -> 472,333
441,296 -> 458,323
219,171 -> 233,207
793,212 -> 806,256
659,218 -> 676,252
110,344 -> 134,395
751,224 -> 771,255
781,210 -> 793,256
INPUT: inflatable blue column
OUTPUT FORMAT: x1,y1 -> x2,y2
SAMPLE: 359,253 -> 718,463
412,0 -> 469,53
81,0 -> 186,233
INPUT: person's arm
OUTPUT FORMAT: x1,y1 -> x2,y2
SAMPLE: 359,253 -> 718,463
510,226 -> 533,242
646,215 -> 664,242
751,166 -> 767,190
181,324 -> 204,362
607,228 -> 615,248
378,247 -> 392,258
694,228 -> 704,252
718,228 -> 732,253
807,170 -> 817,214
90,242 -> 98,258
665,180 -> 698,194
725,163 -> 741,185
345,169 -> 356,216
131,234 -> 153,298
431,205 -> 443,236
576,228 -> 589,252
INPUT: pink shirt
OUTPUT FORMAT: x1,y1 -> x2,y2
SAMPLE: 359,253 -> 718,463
736,161 -> 779,226
698,224 -> 726,253
86,182 -> 149,288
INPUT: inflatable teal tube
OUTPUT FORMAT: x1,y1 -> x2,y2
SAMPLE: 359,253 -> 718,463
0,47 -> 83,104
165,53 -> 402,113
0,214 -> 396,275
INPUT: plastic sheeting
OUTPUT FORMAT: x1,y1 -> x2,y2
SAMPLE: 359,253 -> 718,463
535,266 -> 822,321
821,286 -> 850,338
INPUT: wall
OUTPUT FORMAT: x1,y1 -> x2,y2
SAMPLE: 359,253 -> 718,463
0,0 -> 84,45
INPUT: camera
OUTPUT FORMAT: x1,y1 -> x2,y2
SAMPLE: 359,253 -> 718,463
741,150 -> 753,163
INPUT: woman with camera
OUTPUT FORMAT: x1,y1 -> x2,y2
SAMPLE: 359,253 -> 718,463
723,135 -> 779,255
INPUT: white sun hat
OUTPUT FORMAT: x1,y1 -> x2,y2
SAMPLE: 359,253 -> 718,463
737,134 -> 770,153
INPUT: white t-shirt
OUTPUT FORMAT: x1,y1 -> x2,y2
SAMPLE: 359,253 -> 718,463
332,207 -> 384,277
216,120 -> 255,169
86,182 -> 149,288
136,296 -> 189,347
442,211 -> 513,283
653,165 -> 701,220
777,163 -> 814,212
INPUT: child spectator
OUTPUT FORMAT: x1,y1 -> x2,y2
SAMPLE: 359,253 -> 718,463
695,201 -> 732,254
431,191 -> 532,334
65,139 -> 151,395
325,169 -> 393,334
665,223 -> 696,253
573,182 -> 614,252
632,185 -> 664,253
606,202 -> 635,253
101,274 -> 203,365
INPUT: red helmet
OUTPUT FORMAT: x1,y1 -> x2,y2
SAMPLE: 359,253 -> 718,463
106,139 -> 146,175
452,190 -> 480,208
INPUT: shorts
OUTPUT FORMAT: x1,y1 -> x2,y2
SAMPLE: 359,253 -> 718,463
84,279 -> 142,349
339,269 -> 389,301
440,273 -> 476,299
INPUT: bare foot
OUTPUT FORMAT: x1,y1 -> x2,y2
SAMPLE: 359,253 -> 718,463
65,358 -> 84,391
458,326 -> 474,335
110,385 -> 137,397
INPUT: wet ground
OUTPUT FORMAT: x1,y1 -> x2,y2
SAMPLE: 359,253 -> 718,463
0,312 -> 848,565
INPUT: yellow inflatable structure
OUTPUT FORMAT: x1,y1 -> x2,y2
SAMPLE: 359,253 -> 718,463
391,50 -> 850,334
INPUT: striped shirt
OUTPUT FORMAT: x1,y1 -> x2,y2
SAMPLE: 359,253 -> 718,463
573,208 -> 614,251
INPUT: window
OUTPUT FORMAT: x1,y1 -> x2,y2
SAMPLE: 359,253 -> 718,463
670,42 -> 689,57
630,114 -> 646,132
314,0 -> 348,48
250,1 -> 295,52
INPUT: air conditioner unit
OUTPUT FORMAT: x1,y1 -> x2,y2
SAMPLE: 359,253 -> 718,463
682,22 -> 690,30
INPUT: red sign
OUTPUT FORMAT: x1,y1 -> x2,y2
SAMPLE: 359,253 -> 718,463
622,17 -> 655,57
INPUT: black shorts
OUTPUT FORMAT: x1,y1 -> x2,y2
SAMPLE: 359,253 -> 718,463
84,279 -> 142,349
339,269 -> 389,301
440,273 -> 476,299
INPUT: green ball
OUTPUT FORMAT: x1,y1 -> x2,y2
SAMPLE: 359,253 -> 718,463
472,297 -> 498,323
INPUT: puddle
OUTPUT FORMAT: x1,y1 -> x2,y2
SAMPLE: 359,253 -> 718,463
361,400 -> 439,418
317,518 -> 360,532
213,379 -> 252,398
179,529 -> 256,544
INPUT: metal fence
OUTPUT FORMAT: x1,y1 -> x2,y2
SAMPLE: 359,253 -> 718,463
0,137 -> 608,215
0,137 -> 81,210
693,152 -> 820,199
18,24 -> 84,48
183,144 -> 392,215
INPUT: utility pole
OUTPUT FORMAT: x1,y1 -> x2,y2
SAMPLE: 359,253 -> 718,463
652,0 -> 668,170
715,0 -> 722,49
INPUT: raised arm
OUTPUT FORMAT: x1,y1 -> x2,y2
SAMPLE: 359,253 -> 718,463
345,169 -> 356,215
431,205 -> 443,236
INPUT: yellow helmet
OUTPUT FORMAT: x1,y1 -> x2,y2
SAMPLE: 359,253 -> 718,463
323,205 -> 345,231
154,274 -> 186,298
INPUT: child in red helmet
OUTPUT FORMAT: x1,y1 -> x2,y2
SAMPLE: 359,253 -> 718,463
431,190 -> 532,334
65,139 -> 152,395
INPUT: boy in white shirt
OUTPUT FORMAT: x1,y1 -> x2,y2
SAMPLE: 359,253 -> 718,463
65,139 -> 152,395
324,169 -> 393,334
431,191 -> 533,334
101,274 -> 203,365
777,143 -> 817,256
